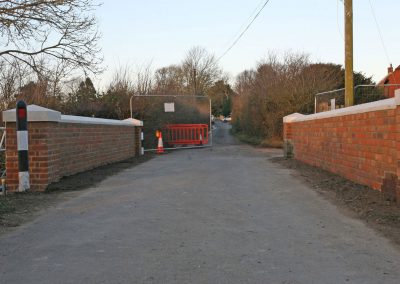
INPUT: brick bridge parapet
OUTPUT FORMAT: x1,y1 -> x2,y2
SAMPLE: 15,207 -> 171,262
2,105 -> 143,192
283,90 -> 400,202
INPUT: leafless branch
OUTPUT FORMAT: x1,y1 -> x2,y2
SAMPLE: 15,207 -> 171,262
0,0 -> 103,75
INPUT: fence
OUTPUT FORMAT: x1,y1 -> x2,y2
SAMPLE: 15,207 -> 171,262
130,95 -> 212,150
314,84 -> 400,113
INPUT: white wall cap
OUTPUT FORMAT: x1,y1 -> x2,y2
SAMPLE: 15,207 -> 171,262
61,115 -> 134,126
2,104 -> 61,122
123,118 -> 144,126
284,97 -> 396,123
283,113 -> 304,123
395,89 -> 400,105
2,104 -> 139,127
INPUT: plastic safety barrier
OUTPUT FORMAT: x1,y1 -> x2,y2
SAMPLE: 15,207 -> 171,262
164,124 -> 209,146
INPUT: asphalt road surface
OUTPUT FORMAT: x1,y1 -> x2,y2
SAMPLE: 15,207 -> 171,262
1,121 -> 400,284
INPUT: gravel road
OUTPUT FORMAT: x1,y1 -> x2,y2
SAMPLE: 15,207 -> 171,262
1,121 -> 400,284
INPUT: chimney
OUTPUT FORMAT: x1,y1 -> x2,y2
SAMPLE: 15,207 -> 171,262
388,64 -> 394,74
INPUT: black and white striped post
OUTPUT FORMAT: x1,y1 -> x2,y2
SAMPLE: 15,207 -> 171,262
16,101 -> 30,192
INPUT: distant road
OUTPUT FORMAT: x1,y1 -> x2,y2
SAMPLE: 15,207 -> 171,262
1,121 -> 400,283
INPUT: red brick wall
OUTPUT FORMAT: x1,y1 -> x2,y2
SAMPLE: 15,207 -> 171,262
6,121 -> 138,191
284,107 -> 399,200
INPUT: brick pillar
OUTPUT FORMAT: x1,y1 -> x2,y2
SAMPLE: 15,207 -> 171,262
283,113 -> 304,159
283,122 -> 294,159
5,121 -> 60,191
3,105 -> 62,192
396,104 -> 400,204
134,127 -> 141,156
123,118 -> 144,156
395,91 -> 400,204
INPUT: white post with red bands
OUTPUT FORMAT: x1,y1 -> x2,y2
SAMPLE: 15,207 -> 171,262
16,101 -> 30,192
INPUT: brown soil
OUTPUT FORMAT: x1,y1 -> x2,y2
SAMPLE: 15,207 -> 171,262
271,157 -> 400,247
0,154 -> 153,235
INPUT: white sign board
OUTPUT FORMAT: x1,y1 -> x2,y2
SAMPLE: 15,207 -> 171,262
164,102 -> 175,112
330,98 -> 336,111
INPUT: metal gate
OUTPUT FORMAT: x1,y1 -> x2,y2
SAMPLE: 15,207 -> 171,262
130,95 -> 212,151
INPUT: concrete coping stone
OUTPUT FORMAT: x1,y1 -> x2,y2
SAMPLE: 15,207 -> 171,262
284,95 -> 398,123
123,118 -> 144,126
2,104 -> 143,127
2,105 -> 61,122
283,113 -> 304,123
61,115 -> 135,126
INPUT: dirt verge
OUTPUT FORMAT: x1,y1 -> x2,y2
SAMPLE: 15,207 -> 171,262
0,154 -> 153,235
272,157 -> 400,247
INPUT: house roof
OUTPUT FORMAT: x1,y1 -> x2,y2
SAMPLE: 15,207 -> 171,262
378,65 -> 400,86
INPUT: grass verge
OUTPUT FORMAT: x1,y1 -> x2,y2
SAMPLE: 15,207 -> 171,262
231,129 -> 283,148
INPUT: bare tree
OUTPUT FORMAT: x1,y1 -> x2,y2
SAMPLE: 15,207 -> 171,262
109,65 -> 134,94
182,46 -> 221,95
232,52 -> 348,141
154,65 -> 185,95
134,62 -> 153,95
100,66 -> 134,119
0,58 -> 31,111
235,69 -> 256,97
0,0 -> 102,75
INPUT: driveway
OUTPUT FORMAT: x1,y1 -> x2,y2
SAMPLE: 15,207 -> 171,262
1,121 -> 400,283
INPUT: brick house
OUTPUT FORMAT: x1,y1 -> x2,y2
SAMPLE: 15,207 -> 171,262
378,64 -> 400,98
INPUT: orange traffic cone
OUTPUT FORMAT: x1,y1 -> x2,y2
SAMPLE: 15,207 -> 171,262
156,132 -> 165,154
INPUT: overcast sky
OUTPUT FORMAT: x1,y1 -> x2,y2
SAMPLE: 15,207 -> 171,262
95,0 -> 400,87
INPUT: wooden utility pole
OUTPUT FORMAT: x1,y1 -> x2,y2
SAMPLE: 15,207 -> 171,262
345,0 -> 354,107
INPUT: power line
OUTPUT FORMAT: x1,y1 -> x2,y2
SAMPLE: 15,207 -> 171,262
220,0 -> 266,50
217,0 -> 272,62
368,0 -> 397,84
336,0 -> 344,40
368,0 -> 391,64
